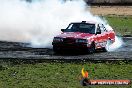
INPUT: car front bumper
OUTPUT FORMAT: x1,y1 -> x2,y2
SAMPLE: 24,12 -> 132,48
52,42 -> 89,51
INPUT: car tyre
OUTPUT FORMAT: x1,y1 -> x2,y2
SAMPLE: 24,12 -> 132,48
102,39 -> 112,52
88,43 -> 95,54
53,46 -> 61,54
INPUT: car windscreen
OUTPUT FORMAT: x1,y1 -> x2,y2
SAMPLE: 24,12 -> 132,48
64,23 -> 95,34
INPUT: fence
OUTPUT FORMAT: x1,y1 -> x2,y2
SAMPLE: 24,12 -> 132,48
84,0 -> 132,5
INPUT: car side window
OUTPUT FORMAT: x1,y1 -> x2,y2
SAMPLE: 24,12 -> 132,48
99,24 -> 104,33
101,24 -> 107,32
96,24 -> 101,34
99,24 -> 107,33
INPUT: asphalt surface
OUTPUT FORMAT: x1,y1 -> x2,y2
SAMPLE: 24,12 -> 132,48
0,37 -> 131,60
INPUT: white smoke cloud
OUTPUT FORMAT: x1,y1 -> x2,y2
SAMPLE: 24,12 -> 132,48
106,36 -> 124,52
0,0 -> 123,50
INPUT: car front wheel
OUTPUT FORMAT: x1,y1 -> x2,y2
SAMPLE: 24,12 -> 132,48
53,46 -> 61,53
88,43 -> 95,54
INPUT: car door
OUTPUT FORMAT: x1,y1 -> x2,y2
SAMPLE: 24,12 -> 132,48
95,24 -> 102,48
100,24 -> 108,47
100,24 -> 108,41
96,24 -> 106,48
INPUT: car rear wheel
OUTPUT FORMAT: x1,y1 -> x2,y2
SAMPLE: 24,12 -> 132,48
88,43 -> 95,54
102,39 -> 113,52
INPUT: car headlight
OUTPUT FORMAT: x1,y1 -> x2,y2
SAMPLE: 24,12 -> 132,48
53,37 -> 63,42
76,39 -> 87,43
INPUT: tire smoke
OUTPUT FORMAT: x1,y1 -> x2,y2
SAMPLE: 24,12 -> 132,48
106,36 -> 124,52
0,0 -> 123,50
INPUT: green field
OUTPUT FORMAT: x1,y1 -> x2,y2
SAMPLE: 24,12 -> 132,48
0,60 -> 132,88
105,16 -> 132,36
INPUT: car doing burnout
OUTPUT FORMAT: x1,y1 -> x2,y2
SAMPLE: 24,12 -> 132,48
52,21 -> 115,53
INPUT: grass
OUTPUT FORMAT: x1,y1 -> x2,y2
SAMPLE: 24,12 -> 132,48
0,60 -> 132,88
105,16 -> 132,36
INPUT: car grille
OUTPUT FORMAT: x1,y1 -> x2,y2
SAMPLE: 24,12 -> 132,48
63,38 -> 75,43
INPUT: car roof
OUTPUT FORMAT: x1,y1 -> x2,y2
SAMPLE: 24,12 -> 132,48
71,21 -> 99,24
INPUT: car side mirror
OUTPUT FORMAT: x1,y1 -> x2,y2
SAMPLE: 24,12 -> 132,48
61,29 -> 65,32
96,31 -> 101,35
